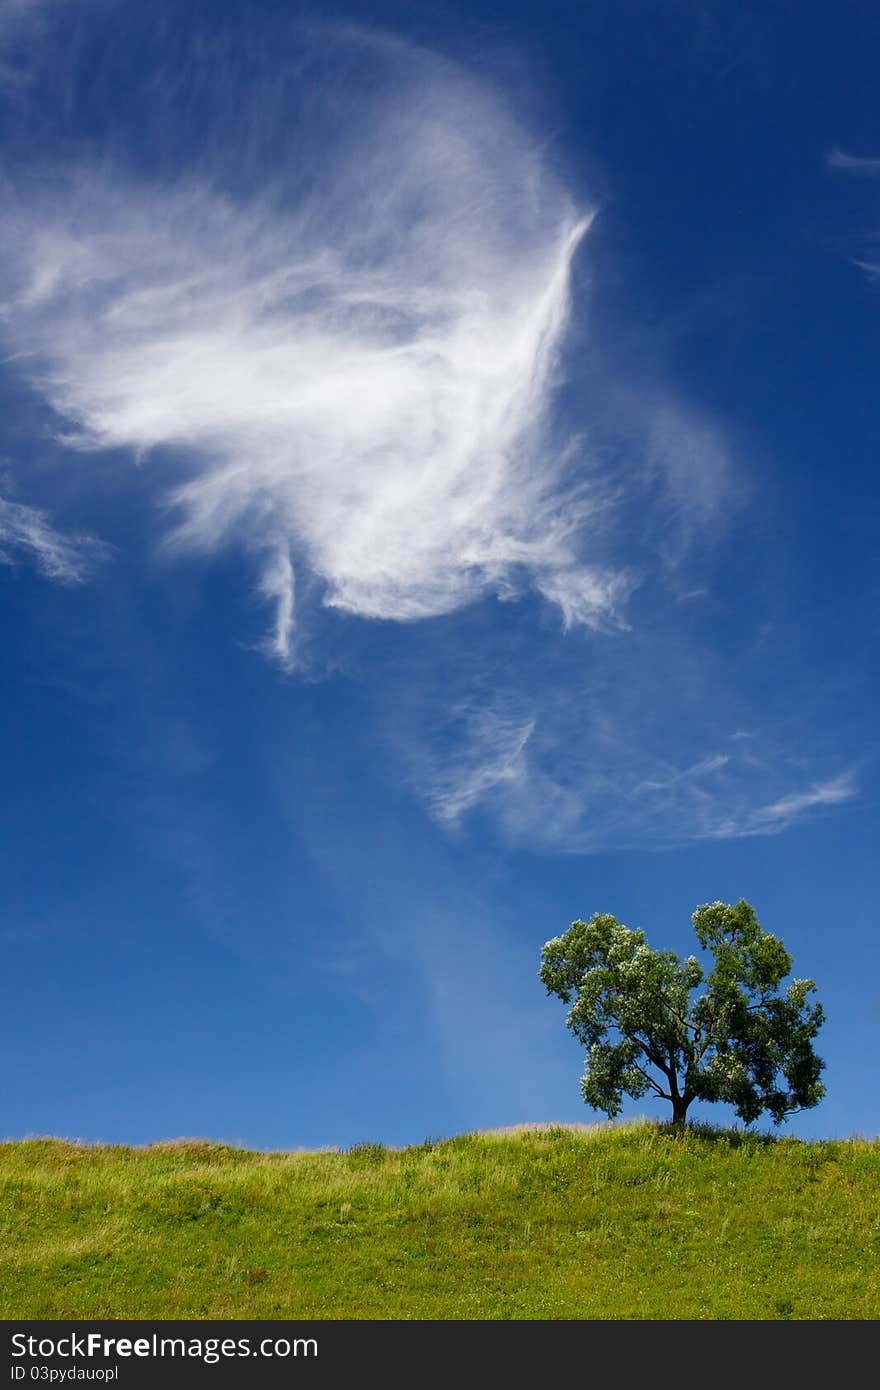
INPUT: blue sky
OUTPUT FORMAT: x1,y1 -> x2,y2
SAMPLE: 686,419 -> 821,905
0,0 -> 877,1147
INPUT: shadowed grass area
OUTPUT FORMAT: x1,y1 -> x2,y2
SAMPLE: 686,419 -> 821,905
1,1123 -> 878,1319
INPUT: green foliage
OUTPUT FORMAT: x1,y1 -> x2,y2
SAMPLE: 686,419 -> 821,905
1,1126 -> 878,1319
346,1142 -> 388,1170
540,899 -> 825,1126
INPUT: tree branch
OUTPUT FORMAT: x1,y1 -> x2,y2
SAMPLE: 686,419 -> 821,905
745,995 -> 773,1013
621,1028 -> 673,1081
659,998 -> 699,1034
631,1060 -> 672,1101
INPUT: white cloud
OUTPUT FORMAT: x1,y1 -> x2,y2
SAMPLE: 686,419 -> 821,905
424,707 -> 536,824
646,402 -> 733,525
584,385 -> 741,579
633,753 -> 729,796
705,772 -> 859,839
852,259 -> 880,285
257,543 -> 296,668
476,744 -> 855,849
0,17 -> 853,858
405,661 -> 859,850
827,147 -> 880,177
0,32 -> 626,660
827,148 -> 880,287
0,492 -> 107,582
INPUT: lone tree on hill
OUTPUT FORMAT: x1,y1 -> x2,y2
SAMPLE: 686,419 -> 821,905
539,899 -> 825,1127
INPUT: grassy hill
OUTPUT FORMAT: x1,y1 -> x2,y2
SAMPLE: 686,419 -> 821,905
2,1121 -> 879,1320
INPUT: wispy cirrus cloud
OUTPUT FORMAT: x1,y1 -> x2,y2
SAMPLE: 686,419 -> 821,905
851,259 -> 880,285
0,12 -> 854,858
0,29 -> 627,666
418,712 -> 857,849
827,147 -> 880,177
707,771 -> 859,839
827,146 -> 880,285
0,491 -> 107,583
424,705 -> 536,825
394,633 -> 860,851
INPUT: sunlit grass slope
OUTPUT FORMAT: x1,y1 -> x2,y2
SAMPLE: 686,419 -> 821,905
2,1123 -> 878,1319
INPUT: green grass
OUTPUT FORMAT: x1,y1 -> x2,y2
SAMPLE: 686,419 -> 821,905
2,1122 -> 879,1319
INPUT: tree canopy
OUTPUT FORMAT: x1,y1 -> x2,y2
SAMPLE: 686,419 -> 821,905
539,899 -> 825,1126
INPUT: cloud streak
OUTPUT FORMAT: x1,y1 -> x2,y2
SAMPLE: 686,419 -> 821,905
708,772 -> 859,839
0,30 -> 627,660
827,147 -> 880,286
0,492 -> 107,583
0,14 -> 855,855
430,722 -> 857,848
827,147 -> 880,177
424,705 -> 536,825
397,647 -> 860,851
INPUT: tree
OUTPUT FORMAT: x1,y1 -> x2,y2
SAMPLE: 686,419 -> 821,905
539,899 -> 825,1127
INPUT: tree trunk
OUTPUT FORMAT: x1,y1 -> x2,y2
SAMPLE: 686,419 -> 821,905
671,1096 -> 689,1127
